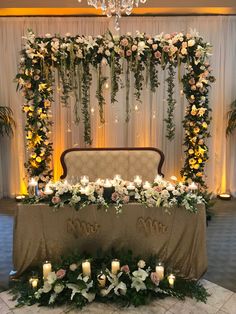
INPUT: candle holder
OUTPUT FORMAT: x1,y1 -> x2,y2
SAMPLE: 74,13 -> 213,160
168,274 -> 176,288
218,193 -> 231,201
111,259 -> 120,275
155,262 -> 164,281
103,184 -> 115,200
28,178 -> 38,197
29,272 -> 39,289
97,272 -> 106,288
15,195 -> 26,202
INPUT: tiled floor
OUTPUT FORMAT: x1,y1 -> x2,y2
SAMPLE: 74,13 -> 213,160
0,279 -> 236,314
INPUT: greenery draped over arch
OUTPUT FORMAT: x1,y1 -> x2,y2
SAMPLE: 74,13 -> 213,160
16,30 -> 214,188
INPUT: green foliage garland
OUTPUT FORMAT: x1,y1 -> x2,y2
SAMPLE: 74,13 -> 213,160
165,64 -> 176,140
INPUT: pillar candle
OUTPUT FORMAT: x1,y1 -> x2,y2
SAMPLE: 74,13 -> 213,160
43,261 -> 52,280
155,263 -> 164,280
80,176 -> 89,186
82,260 -> 91,277
134,175 -> 142,187
111,259 -> 120,275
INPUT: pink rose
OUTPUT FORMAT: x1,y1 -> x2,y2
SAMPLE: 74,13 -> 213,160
153,186 -> 161,192
164,34 -> 171,40
111,192 -> 119,202
152,43 -> 158,51
121,265 -> 130,273
131,45 -> 137,52
163,46 -> 169,52
56,269 -> 66,279
188,78 -> 195,85
150,272 -> 160,285
121,38 -> 129,46
126,49 -> 132,57
122,195 -> 130,204
52,196 -> 61,204
154,51 -> 161,59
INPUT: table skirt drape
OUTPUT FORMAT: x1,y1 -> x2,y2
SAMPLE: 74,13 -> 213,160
13,203 -> 207,279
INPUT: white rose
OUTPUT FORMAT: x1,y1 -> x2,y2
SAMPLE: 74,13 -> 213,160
69,263 -> 78,271
54,283 -> 64,294
188,39 -> 195,47
108,42 -> 114,48
137,260 -> 146,269
45,33 -> 51,38
43,281 -> 52,293
65,32 -> 71,37
105,49 -> 111,56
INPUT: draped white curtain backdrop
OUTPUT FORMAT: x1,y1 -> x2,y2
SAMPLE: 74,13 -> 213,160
0,16 -> 236,197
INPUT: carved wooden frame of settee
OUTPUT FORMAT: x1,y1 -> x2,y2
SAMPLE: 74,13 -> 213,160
60,147 -> 165,180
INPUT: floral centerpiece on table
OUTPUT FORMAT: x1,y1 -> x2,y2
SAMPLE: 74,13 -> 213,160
25,175 -> 204,214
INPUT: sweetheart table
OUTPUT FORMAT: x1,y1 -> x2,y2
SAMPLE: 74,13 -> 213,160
13,203 -> 207,280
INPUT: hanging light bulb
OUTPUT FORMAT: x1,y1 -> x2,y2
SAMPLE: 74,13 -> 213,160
105,82 -> 109,89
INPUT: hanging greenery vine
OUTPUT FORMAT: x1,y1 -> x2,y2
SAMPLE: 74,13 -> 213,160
81,62 -> 92,145
165,64 -> 176,141
96,65 -> 106,124
16,30 -> 214,186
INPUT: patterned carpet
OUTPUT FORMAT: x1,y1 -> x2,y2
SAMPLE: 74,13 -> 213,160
0,198 -> 235,292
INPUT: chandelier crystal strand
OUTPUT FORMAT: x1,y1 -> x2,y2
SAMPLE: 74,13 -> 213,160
86,0 -> 147,30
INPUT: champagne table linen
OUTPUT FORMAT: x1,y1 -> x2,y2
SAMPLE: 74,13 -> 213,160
13,203 -> 207,279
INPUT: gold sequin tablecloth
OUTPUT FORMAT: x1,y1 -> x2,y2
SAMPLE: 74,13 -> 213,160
13,203 -> 207,279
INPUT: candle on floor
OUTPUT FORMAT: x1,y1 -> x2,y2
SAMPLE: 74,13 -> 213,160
143,181 -> 152,190
218,193 -> 231,200
43,261 -> 52,280
97,273 -> 106,287
29,277 -> 39,289
15,195 -> 25,202
134,175 -> 142,187
111,259 -> 120,275
80,175 -> 89,186
155,262 -> 164,280
168,274 -> 175,288
82,260 -> 91,277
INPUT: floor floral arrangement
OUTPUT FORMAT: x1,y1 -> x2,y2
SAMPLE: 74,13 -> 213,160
24,175 -> 205,214
10,249 -> 209,310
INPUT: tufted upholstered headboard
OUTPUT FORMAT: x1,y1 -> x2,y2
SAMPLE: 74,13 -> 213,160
60,147 -> 165,182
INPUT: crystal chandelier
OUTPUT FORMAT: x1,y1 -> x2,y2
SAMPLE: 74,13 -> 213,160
87,0 -> 147,30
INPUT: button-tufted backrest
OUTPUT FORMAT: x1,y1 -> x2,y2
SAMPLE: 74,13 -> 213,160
60,148 -> 165,182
